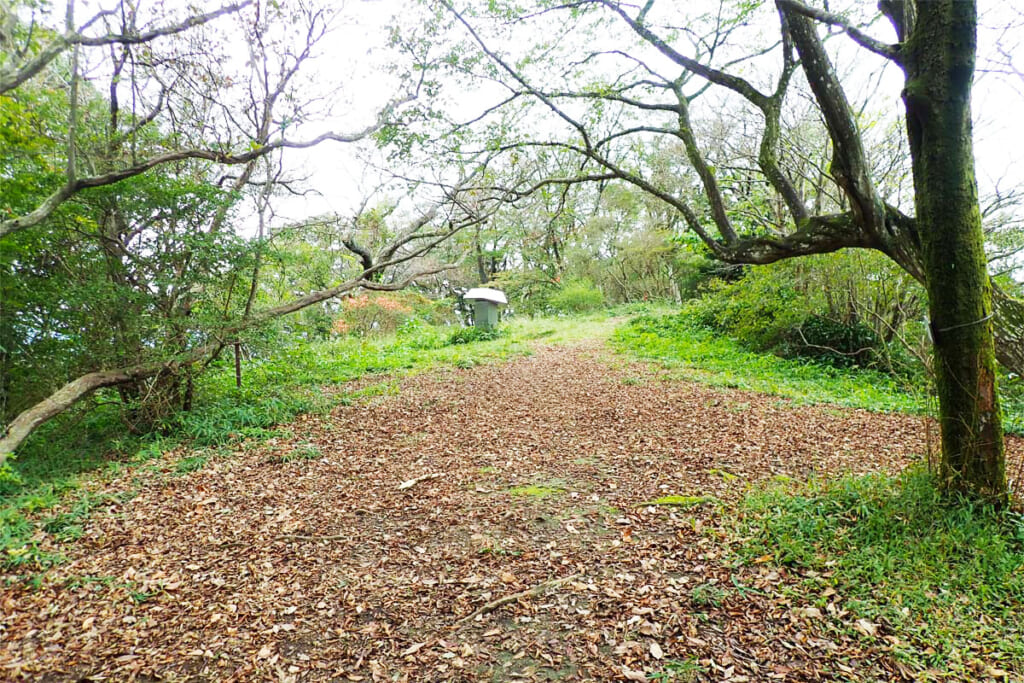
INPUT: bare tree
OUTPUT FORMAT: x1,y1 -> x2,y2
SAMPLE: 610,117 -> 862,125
0,0 -> 422,239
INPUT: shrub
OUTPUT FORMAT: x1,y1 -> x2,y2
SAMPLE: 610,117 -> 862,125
549,280 -> 605,313
446,325 -> 505,345
332,293 -> 413,336
784,314 -> 884,368
684,275 -> 809,351
331,292 -> 456,337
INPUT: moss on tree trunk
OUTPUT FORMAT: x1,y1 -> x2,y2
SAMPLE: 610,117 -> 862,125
902,0 -> 1005,500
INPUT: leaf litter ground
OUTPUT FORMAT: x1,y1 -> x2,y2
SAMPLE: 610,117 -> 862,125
3,341 -> 1022,682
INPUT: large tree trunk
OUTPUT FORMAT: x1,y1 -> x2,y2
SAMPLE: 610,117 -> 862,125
902,0 -> 1005,500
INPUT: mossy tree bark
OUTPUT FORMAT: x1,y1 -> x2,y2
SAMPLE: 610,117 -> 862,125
901,0 -> 1005,500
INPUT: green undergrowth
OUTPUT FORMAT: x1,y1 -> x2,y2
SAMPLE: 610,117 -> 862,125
636,494 -> 717,508
613,312 -> 926,414
614,311 -> 1024,434
1002,379 -> 1024,435
736,467 -> 1024,677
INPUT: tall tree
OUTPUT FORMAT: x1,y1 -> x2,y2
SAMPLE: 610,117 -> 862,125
884,0 -> 1002,496
443,0 -> 1015,499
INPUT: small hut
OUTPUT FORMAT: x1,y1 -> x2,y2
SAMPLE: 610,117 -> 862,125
464,287 -> 508,330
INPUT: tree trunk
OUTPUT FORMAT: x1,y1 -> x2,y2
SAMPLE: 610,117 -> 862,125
902,0 -> 1005,500
234,342 -> 243,389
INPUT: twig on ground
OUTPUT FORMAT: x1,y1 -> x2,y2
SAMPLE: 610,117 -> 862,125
450,573 -> 584,631
398,473 -> 444,490
276,534 -> 348,541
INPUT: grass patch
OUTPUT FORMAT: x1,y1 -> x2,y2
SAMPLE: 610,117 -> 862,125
613,313 -> 923,414
636,494 -> 716,508
1,488 -> 134,576
614,312 -> 1024,434
445,325 -> 507,345
736,467 -> 1024,676
688,582 -> 730,607
174,453 -> 210,475
281,444 -> 323,462
508,484 -> 565,498
650,657 -> 706,682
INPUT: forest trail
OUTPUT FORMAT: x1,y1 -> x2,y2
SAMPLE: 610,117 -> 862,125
4,339 -> 1020,681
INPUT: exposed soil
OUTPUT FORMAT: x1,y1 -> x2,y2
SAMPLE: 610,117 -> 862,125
2,340 -> 1021,681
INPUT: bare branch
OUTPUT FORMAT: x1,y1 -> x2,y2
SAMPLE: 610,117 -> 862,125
0,1 -> 252,94
597,0 -> 771,107
441,0 -> 594,152
776,0 -> 901,63
0,99 -> 413,239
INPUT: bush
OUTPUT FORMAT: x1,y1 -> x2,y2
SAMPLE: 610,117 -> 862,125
331,292 -> 456,337
446,325 -> 505,345
549,280 -> 605,313
684,276 -> 809,351
784,314 -> 884,368
680,256 -> 926,379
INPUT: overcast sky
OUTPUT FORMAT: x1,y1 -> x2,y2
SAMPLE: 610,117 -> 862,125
267,1 -> 1024,224
38,0 -> 1024,257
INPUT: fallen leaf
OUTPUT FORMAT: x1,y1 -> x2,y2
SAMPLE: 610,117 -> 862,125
621,665 -> 648,681
854,618 -> 878,637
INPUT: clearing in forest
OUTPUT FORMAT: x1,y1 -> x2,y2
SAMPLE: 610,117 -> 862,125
2,334 -> 1021,681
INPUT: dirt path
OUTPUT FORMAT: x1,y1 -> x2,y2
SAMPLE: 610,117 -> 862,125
2,340 -> 1016,681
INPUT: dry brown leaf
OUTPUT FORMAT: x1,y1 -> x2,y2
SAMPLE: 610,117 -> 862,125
620,665 -> 648,681
400,642 -> 426,657
855,618 -> 879,637
1,342 -> 999,682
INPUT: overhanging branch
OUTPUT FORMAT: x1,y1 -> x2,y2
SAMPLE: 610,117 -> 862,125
777,0 -> 902,63
0,2 -> 253,95
0,97 -> 414,239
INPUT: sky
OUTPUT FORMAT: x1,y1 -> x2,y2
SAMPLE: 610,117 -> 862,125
271,1 -> 1024,223
24,0 -> 1024,271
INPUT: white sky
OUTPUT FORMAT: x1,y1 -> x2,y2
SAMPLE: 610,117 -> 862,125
29,0 -> 1024,258
273,1 -> 1024,222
